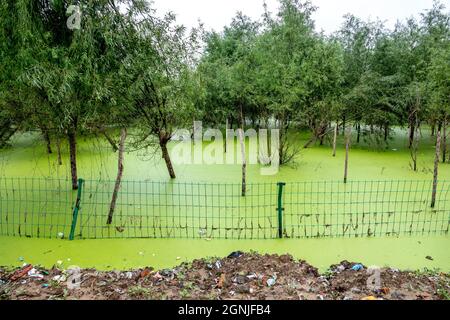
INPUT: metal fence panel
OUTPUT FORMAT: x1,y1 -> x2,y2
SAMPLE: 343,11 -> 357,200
0,178 -> 448,240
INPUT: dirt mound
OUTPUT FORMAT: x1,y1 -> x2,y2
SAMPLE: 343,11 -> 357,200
0,253 -> 448,300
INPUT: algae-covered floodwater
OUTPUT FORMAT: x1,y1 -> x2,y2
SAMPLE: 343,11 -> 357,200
0,127 -> 449,271
1,127 -> 448,183
0,236 -> 449,272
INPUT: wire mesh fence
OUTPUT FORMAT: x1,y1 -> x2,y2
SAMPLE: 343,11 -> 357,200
283,180 -> 450,238
78,180 -> 278,239
0,178 -> 76,238
0,177 -> 448,240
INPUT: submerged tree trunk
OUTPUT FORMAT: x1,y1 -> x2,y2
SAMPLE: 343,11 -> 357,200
303,136 -> 317,149
442,117 -> 447,163
431,131 -> 441,208
319,127 -> 326,146
409,122 -> 415,149
410,120 -> 419,172
107,128 -> 127,225
68,128 -> 78,190
344,127 -> 351,184
42,127 -> 52,154
342,116 -> 346,136
224,118 -> 229,153
356,123 -> 361,143
239,105 -> 246,197
56,135 -> 62,165
332,123 -> 338,157
160,133 -> 176,179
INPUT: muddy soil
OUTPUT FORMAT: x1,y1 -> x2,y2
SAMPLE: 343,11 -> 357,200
0,253 -> 448,300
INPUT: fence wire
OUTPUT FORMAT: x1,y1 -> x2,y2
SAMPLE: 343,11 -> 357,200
0,178 -> 448,239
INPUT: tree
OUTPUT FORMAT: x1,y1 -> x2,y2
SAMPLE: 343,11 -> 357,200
106,1 -> 201,180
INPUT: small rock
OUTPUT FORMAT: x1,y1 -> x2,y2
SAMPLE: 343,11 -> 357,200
235,284 -> 251,294
234,275 -> 247,284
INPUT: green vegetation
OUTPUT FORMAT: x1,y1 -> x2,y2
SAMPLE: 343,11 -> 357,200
0,0 -> 448,182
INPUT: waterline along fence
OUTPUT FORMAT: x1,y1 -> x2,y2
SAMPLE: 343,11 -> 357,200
0,178 -> 448,240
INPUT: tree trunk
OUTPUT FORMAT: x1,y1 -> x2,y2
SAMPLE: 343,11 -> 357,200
107,128 -> 127,225
319,126 -> 325,146
410,120 -> 419,172
342,116 -> 346,135
384,125 -> 389,142
344,127 -> 351,184
442,117 -> 447,163
68,129 -> 78,190
224,118 -> 228,153
431,131 -> 441,208
56,135 -> 62,165
239,106 -> 246,197
42,128 -> 52,154
408,121 -> 415,149
332,123 -> 338,157
160,134 -> 176,179
356,123 -> 361,143
303,136 -> 317,149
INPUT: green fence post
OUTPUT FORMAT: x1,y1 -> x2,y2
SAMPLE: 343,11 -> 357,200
69,178 -> 84,240
277,182 -> 286,238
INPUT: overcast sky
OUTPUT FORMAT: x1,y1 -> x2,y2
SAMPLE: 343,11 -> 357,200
151,0 -> 444,34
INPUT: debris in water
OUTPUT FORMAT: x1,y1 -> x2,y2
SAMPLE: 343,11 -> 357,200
10,264 -> 33,281
228,251 -> 244,259
426,256 -> 434,261
351,264 -> 364,271
52,275 -> 66,282
27,268 -> 44,279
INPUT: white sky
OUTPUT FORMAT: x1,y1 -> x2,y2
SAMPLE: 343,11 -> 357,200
151,0 -> 446,34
